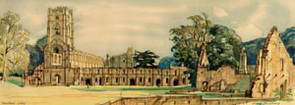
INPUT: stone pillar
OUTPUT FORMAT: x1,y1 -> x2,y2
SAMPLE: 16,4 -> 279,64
239,47 -> 248,74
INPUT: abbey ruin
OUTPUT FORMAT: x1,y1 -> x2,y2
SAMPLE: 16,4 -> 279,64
28,7 -> 295,101
196,26 -> 295,99
28,7 -> 189,87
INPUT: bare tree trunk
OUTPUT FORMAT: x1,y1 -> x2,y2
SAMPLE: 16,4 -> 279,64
2,55 -> 7,83
2,35 -> 7,84
1,60 -> 6,84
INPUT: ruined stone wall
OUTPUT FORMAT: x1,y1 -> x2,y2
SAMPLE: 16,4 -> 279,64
196,65 -> 245,92
30,65 -> 189,86
252,27 -> 295,98
100,96 -> 261,105
76,66 -> 189,86
70,50 -> 104,68
29,7 -> 189,87
105,47 -> 135,68
101,96 -> 202,105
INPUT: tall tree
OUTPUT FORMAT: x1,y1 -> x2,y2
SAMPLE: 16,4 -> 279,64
207,24 -> 242,70
169,14 -> 242,87
170,13 -> 211,87
133,50 -> 159,68
170,13 -> 211,69
26,36 -> 47,75
0,11 -> 30,82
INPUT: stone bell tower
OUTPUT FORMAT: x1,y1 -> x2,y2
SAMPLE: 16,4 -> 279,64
44,7 -> 74,67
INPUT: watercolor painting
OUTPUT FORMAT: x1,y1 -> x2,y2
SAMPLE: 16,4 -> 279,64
1,0 -> 295,105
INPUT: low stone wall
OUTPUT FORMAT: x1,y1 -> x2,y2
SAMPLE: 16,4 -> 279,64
99,95 -> 262,105
202,98 -> 261,105
100,95 -> 202,105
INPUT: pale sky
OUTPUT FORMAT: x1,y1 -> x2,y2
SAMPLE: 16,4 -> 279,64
0,0 -> 294,59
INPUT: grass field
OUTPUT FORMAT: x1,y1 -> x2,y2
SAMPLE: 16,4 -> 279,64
0,77 -> 191,105
1,77 -> 295,105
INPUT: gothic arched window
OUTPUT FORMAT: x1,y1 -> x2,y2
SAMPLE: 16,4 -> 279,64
52,47 -> 62,65
55,25 -> 60,35
54,47 -> 60,53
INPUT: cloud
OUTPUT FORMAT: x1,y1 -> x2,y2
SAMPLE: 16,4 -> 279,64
213,7 -> 228,18
274,0 -> 295,24
1,0 -> 293,59
235,3 -> 268,41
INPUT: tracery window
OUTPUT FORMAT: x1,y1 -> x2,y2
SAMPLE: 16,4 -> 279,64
52,47 -> 62,65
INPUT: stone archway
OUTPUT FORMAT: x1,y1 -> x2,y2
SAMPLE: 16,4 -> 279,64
85,78 -> 92,86
173,79 -> 179,86
35,77 -> 41,86
182,78 -> 186,84
99,78 -> 102,85
156,79 -> 161,86
130,78 -> 136,85
202,81 -> 209,91
280,80 -> 287,99
54,74 -> 61,85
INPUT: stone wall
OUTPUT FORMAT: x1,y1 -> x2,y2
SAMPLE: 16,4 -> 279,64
100,96 -> 261,105
105,47 -> 135,68
100,96 -> 202,105
30,65 -> 189,86
196,65 -> 245,92
252,26 -> 295,98
29,7 -> 190,87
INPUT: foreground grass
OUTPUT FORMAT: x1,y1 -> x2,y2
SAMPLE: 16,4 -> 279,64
6,77 -> 24,87
192,92 -> 245,98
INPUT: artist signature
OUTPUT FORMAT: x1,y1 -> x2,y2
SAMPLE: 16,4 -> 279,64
1,102 -> 26,105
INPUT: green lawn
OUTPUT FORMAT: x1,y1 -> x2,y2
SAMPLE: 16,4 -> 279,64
6,77 -> 24,87
192,92 -> 245,98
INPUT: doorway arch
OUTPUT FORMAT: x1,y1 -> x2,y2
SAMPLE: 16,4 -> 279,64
156,79 -> 161,86
130,78 -> 136,85
85,78 -> 92,86
54,74 -> 61,85
280,80 -> 287,99
173,79 -> 179,86
99,78 -> 102,85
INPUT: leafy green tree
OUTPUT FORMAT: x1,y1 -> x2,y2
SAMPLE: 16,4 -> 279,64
169,14 -> 242,87
170,13 -> 211,69
169,14 -> 211,88
26,36 -> 47,75
158,56 -> 179,69
207,25 -> 242,70
0,11 -> 30,82
133,50 -> 159,68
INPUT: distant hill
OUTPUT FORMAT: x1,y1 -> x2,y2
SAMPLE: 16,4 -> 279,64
243,27 -> 295,65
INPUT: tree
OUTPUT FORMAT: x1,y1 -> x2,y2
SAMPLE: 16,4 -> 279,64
169,14 -> 243,87
133,50 -> 159,68
158,56 -> 179,69
170,13 -> 211,69
169,13 -> 211,87
26,36 -> 47,75
207,24 -> 242,70
0,11 -> 30,82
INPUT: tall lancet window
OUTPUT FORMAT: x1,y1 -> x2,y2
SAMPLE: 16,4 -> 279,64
55,25 -> 60,35
52,47 -> 62,65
